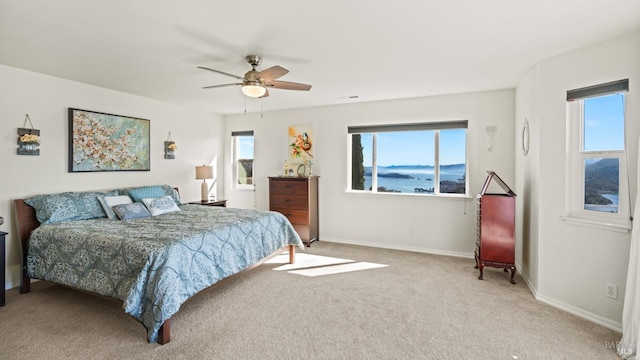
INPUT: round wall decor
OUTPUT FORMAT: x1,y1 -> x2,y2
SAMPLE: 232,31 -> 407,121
521,118 -> 530,156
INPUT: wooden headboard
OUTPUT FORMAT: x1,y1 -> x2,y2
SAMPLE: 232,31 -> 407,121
14,199 -> 39,293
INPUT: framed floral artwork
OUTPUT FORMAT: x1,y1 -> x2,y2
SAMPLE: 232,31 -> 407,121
68,108 -> 150,172
288,124 -> 313,164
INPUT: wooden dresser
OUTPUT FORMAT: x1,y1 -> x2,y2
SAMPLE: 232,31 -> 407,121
269,176 -> 319,246
475,171 -> 517,284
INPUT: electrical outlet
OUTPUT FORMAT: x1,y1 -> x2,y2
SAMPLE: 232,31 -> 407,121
606,283 -> 618,299
408,228 -> 413,236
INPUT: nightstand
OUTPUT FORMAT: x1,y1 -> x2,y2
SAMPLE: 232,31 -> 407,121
0,231 -> 6,306
188,199 -> 227,207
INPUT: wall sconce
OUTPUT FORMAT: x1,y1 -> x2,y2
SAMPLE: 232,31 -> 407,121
486,126 -> 497,152
195,165 -> 214,201
164,132 -> 176,159
17,114 -> 40,156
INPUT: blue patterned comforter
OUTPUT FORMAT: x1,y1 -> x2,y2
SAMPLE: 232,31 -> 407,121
26,205 -> 303,342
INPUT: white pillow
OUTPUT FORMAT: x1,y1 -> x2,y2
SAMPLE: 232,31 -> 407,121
142,196 -> 181,216
97,195 -> 133,219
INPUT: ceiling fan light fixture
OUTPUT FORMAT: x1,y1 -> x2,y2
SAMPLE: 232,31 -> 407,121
199,55 -> 311,98
241,82 -> 266,98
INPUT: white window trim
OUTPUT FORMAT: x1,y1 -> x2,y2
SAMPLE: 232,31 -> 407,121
563,97 -> 631,233
346,124 -> 468,197
231,132 -> 254,190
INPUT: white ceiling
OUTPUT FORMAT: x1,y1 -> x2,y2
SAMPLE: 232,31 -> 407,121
1,1 -> 638,115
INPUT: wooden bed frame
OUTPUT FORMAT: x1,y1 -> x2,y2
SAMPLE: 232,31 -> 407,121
13,199 -> 296,344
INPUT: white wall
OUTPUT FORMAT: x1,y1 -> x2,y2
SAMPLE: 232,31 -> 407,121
0,64 -> 224,289
515,63 -> 542,293
224,89 -> 516,256
515,31 -> 640,330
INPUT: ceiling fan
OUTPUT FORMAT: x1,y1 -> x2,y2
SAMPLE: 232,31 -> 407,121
198,55 -> 312,98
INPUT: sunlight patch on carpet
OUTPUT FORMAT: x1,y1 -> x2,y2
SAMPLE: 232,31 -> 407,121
267,253 -> 354,270
266,253 -> 388,277
288,262 -> 388,277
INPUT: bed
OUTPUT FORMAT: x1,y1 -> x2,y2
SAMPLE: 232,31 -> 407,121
14,186 -> 303,344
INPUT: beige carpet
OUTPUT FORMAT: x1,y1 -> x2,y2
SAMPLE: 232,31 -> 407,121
0,241 -> 621,359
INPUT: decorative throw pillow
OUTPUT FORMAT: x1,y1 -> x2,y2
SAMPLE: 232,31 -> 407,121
112,202 -> 151,221
127,185 -> 165,203
120,185 -> 182,204
163,185 -> 183,205
97,195 -> 133,220
142,196 -> 181,216
25,190 -> 117,224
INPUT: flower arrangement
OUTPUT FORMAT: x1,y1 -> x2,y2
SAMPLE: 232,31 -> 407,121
20,133 -> 39,143
164,140 -> 177,159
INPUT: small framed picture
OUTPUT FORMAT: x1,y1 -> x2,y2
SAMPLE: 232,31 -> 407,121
296,163 -> 306,177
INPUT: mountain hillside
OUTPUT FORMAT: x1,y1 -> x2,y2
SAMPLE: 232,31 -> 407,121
584,158 -> 618,205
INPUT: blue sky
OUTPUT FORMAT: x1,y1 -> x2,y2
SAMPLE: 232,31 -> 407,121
584,93 -> 624,151
238,136 -> 254,159
362,129 -> 466,167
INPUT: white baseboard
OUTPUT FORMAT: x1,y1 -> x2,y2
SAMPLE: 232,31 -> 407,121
319,236 -> 475,259
5,281 -> 18,291
535,293 -> 622,333
514,260 -> 622,333
5,263 -> 21,291
515,261 -> 538,295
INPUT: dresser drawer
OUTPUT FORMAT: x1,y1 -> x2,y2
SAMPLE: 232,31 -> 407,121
270,195 -> 308,210
293,224 -> 310,242
270,180 -> 308,196
272,209 -> 309,225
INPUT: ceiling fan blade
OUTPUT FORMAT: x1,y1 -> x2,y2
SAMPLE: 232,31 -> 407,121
266,80 -> 312,91
202,83 -> 243,89
256,66 -> 289,81
197,66 -> 245,81
260,89 -> 270,98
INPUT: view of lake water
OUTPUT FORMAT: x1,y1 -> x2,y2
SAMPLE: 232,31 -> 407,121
585,193 -> 619,213
363,165 -> 465,193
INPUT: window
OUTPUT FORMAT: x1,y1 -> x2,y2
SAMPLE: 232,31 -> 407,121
348,121 -> 467,196
565,79 -> 629,231
232,130 -> 254,189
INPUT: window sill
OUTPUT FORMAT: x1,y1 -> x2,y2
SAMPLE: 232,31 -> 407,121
345,189 -> 472,200
561,215 -> 631,234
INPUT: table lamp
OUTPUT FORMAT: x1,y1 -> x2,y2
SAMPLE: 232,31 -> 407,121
195,165 -> 214,201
